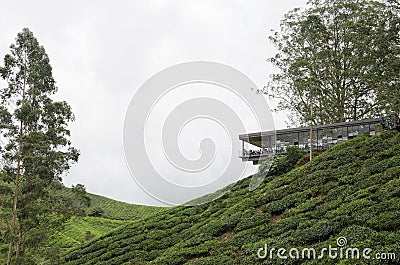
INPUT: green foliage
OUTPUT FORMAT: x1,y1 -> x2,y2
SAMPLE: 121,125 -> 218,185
265,0 -> 400,124
0,28 -> 81,264
71,184 -> 91,213
38,188 -> 163,256
61,131 -> 400,264
257,146 -> 307,178
88,206 -> 104,217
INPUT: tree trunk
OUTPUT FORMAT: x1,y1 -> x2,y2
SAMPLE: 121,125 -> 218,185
15,229 -> 22,263
353,98 -> 358,121
309,73 -> 313,162
7,52 -> 27,265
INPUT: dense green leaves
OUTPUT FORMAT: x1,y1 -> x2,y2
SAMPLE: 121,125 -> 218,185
0,28 -> 80,264
257,146 -> 307,178
265,0 -> 400,125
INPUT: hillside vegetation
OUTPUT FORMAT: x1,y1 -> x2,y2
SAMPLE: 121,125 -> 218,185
62,131 -> 400,264
51,190 -> 163,253
0,187 -> 162,262
60,188 -> 162,220
53,217 -> 130,252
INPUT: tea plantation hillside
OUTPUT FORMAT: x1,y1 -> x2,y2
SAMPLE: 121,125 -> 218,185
63,131 -> 400,265
51,189 -> 163,253
60,188 -> 162,220
53,217 -> 131,253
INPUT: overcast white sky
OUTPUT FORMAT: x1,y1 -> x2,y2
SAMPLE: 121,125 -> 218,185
0,0 -> 307,206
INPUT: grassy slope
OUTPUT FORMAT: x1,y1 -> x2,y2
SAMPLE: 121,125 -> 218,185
86,193 -> 162,220
60,188 -> 162,220
63,131 -> 400,265
52,191 -> 163,253
54,217 -> 130,251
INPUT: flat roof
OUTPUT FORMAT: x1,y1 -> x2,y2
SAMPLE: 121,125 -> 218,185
239,118 -> 381,146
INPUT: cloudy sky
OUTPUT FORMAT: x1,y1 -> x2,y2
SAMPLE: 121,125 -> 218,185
0,0 -> 306,206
